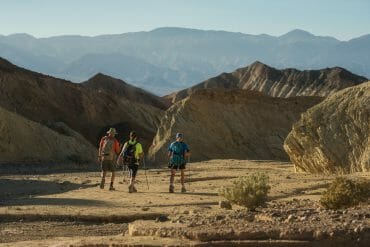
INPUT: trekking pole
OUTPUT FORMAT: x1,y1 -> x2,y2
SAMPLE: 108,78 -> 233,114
188,156 -> 191,191
143,157 -> 150,190
123,163 -> 129,183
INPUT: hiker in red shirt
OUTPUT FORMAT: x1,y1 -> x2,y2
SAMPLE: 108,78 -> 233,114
98,127 -> 121,190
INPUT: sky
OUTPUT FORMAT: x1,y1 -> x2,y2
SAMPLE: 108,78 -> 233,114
1,0 -> 369,40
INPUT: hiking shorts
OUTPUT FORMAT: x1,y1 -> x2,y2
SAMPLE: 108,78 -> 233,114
128,164 -> 139,177
168,163 -> 186,170
101,160 -> 116,172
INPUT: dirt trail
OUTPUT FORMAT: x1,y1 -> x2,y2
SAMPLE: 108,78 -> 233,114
0,160 -> 369,246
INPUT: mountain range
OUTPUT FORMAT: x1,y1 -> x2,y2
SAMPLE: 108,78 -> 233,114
0,55 -> 368,167
0,27 -> 369,95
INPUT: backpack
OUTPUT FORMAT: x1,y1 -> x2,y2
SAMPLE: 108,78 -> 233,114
101,136 -> 115,161
123,141 -> 137,164
170,142 -> 186,166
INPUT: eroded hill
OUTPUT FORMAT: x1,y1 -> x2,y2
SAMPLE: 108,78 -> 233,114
149,89 -> 322,164
166,61 -> 367,103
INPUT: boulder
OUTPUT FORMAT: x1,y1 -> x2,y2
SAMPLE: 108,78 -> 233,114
284,82 -> 370,173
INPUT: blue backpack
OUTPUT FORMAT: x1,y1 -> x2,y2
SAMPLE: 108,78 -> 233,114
170,142 -> 187,166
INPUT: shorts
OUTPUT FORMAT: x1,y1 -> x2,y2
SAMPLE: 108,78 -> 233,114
168,163 -> 186,170
128,164 -> 139,177
101,160 -> 116,172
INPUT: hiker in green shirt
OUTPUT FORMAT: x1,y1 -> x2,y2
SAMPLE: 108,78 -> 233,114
118,131 -> 144,193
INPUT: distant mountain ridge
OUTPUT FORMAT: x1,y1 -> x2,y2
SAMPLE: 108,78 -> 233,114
0,27 -> 369,95
166,61 -> 368,103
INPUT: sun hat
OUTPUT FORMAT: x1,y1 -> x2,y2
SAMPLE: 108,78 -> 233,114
106,127 -> 117,135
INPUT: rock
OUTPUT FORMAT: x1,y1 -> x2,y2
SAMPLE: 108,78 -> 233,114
141,207 -> 150,211
219,200 -> 232,210
156,215 -> 169,222
284,82 -> 370,174
314,230 -> 327,240
300,216 -> 308,221
215,215 -> 225,221
284,214 -> 295,223
190,209 -> 199,215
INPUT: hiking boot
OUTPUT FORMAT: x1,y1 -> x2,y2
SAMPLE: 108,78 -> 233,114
169,185 -> 174,193
132,186 -> 137,193
128,185 -> 133,193
99,179 -> 105,189
109,185 -> 115,191
181,186 -> 187,193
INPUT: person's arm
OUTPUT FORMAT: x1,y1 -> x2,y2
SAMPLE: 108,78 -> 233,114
167,143 -> 173,157
184,143 -> 190,158
116,142 -> 127,165
114,139 -> 121,155
119,142 -> 127,157
98,138 -> 104,162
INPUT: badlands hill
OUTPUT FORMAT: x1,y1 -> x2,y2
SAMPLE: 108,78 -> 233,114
0,57 -> 164,147
82,73 -> 169,110
284,81 -> 370,174
0,106 -> 95,163
148,89 -> 322,164
166,61 -> 367,103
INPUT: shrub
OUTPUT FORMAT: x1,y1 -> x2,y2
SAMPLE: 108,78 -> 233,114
219,172 -> 270,209
320,177 -> 370,209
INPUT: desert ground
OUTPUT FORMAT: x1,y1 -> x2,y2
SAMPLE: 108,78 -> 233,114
0,160 -> 369,246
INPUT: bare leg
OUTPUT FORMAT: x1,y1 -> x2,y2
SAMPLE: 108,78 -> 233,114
169,169 -> 176,192
109,171 -> 115,190
100,171 -> 106,189
130,176 -> 135,186
111,172 -> 115,184
180,170 -> 185,187
180,169 -> 186,192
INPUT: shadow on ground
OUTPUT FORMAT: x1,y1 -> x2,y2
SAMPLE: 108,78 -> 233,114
0,178 -> 102,206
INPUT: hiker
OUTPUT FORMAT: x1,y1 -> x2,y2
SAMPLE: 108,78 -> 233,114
168,133 -> 190,193
98,127 -> 121,190
118,131 -> 144,193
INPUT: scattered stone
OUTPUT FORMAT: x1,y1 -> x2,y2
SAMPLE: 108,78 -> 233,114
215,215 -> 225,221
300,216 -> 307,221
219,200 -> 232,210
284,214 -> 295,223
156,215 -> 169,222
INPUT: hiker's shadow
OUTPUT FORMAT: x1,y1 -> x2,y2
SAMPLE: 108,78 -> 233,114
0,178 -> 100,206
181,192 -> 219,196
139,191 -> 219,196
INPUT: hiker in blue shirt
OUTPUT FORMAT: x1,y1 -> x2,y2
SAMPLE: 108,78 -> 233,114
168,133 -> 190,193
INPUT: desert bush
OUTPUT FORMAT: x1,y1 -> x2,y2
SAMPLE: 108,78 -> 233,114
320,177 -> 370,209
219,172 -> 270,209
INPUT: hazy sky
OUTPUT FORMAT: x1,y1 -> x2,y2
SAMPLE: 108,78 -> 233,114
1,0 -> 369,40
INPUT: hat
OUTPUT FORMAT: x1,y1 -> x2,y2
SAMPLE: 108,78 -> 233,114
106,127 -> 117,135
176,133 -> 183,139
